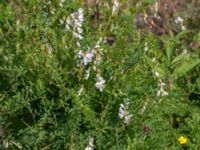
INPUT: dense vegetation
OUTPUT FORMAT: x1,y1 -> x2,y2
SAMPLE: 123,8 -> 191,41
0,0 -> 200,149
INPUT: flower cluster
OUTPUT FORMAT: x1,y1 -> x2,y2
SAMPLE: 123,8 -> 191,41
78,50 -> 96,66
152,58 -> 168,97
95,74 -> 106,92
92,39 -> 103,71
175,16 -> 183,24
78,38 -> 106,92
78,38 -> 103,67
118,101 -> 132,124
64,8 -> 84,47
156,78 -> 169,97
175,16 -> 186,30
112,0 -> 120,15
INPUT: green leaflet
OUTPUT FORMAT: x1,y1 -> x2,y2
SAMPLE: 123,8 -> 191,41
171,54 -> 190,66
164,39 -> 175,64
173,58 -> 200,78
163,30 -> 191,65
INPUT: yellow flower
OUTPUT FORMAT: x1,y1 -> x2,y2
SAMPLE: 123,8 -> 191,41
178,136 -> 187,145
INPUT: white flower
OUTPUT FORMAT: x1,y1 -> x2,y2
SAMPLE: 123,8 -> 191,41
95,74 -> 105,92
153,69 -> 168,97
16,19 -> 20,27
181,25 -> 186,30
72,31 -> 83,40
175,16 -> 183,24
85,68 -> 90,80
124,114 -> 133,124
78,51 -> 92,65
77,38 -> 103,67
76,41 -> 81,47
112,0 -> 120,14
157,81 -> 168,97
157,88 -> 168,97
118,102 -> 132,124
154,2 -> 158,17
65,24 -> 70,30
141,101 -> 148,113
154,71 -> 160,78
144,42 -> 148,54
65,18 -> 71,26
91,38 -> 103,70
85,138 -> 94,150
77,86 -> 84,96
47,1 -> 51,5
78,51 -> 82,58
59,19 -> 64,24
3,140 -> 8,149
78,8 -> 84,18
59,0 -> 65,7
182,49 -> 187,54
93,61 -> 97,71
77,27 -> 83,34
143,13 -> 148,23
118,104 -> 125,119
46,43 -> 53,57
79,38 -> 103,66
175,16 -> 186,30
152,57 -> 156,63
78,51 -> 95,66
162,90 -> 169,96
83,53 -> 94,65
50,8 -> 56,15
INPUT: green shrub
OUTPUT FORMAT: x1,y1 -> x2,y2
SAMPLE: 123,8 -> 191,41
0,0 -> 200,149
